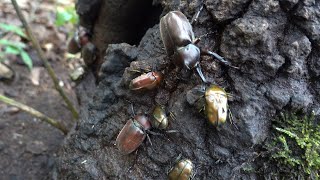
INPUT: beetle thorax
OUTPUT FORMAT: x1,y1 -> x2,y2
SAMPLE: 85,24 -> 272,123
174,44 -> 200,69
133,115 -> 151,130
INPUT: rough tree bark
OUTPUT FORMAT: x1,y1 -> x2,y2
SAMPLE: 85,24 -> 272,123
58,0 -> 320,179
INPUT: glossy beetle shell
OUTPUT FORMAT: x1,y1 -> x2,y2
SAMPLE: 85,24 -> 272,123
67,37 -> 81,54
67,27 -> 90,54
160,11 -> 200,69
205,85 -> 228,126
152,105 -> 168,130
82,42 -> 96,65
160,11 -> 195,55
116,115 -> 151,154
168,159 -> 193,180
129,72 -> 162,91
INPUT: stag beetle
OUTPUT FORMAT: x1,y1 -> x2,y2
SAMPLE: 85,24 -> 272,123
168,158 -> 194,180
160,10 -> 237,83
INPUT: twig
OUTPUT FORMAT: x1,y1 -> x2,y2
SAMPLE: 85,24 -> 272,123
0,94 -> 69,135
10,0 -> 79,120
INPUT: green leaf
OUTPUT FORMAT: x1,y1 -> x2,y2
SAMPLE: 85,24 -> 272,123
55,6 -> 78,26
4,46 -> 20,55
0,23 -> 27,38
0,39 -> 26,49
20,50 -> 33,70
0,52 -> 5,60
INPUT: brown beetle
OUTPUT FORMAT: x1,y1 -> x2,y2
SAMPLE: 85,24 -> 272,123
82,42 -> 96,66
129,72 -> 163,91
168,159 -> 194,180
115,115 -> 151,154
160,10 -> 237,83
67,26 -> 90,54
205,84 -> 228,126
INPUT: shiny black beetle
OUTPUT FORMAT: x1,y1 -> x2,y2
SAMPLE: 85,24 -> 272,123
160,10 -> 237,83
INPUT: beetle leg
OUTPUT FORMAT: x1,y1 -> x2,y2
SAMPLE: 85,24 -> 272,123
146,134 -> 152,146
191,166 -> 198,179
199,107 -> 204,113
191,4 -> 204,25
193,38 -> 201,45
169,111 -> 176,121
195,64 -> 207,83
228,108 -> 239,130
146,130 -> 163,136
129,67 -> 152,74
130,103 -> 136,116
201,49 -> 239,69
166,129 -> 179,133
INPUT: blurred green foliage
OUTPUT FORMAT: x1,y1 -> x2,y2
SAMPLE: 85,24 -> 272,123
269,112 -> 320,179
0,23 -> 32,70
55,6 -> 78,27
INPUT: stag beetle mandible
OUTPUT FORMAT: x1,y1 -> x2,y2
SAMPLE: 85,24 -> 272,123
160,9 -> 237,83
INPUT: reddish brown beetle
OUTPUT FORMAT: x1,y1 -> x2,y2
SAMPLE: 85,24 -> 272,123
67,26 -> 91,54
129,72 -> 163,91
115,115 -> 151,154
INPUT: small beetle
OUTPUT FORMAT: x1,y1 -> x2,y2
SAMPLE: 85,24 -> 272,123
152,105 -> 169,130
82,42 -> 97,66
168,159 -> 194,180
129,72 -> 163,91
160,11 -> 237,83
205,84 -> 228,126
67,26 -> 91,54
116,115 -> 151,154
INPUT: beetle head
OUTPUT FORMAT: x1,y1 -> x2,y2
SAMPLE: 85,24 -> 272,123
134,115 -> 151,130
174,44 -> 200,69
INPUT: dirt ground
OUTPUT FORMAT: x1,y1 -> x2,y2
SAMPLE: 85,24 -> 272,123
0,1 -> 79,179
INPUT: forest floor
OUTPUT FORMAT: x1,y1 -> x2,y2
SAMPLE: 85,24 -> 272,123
0,0 -> 80,179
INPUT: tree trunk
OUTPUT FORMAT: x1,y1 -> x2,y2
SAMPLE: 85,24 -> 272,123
58,0 -> 320,179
